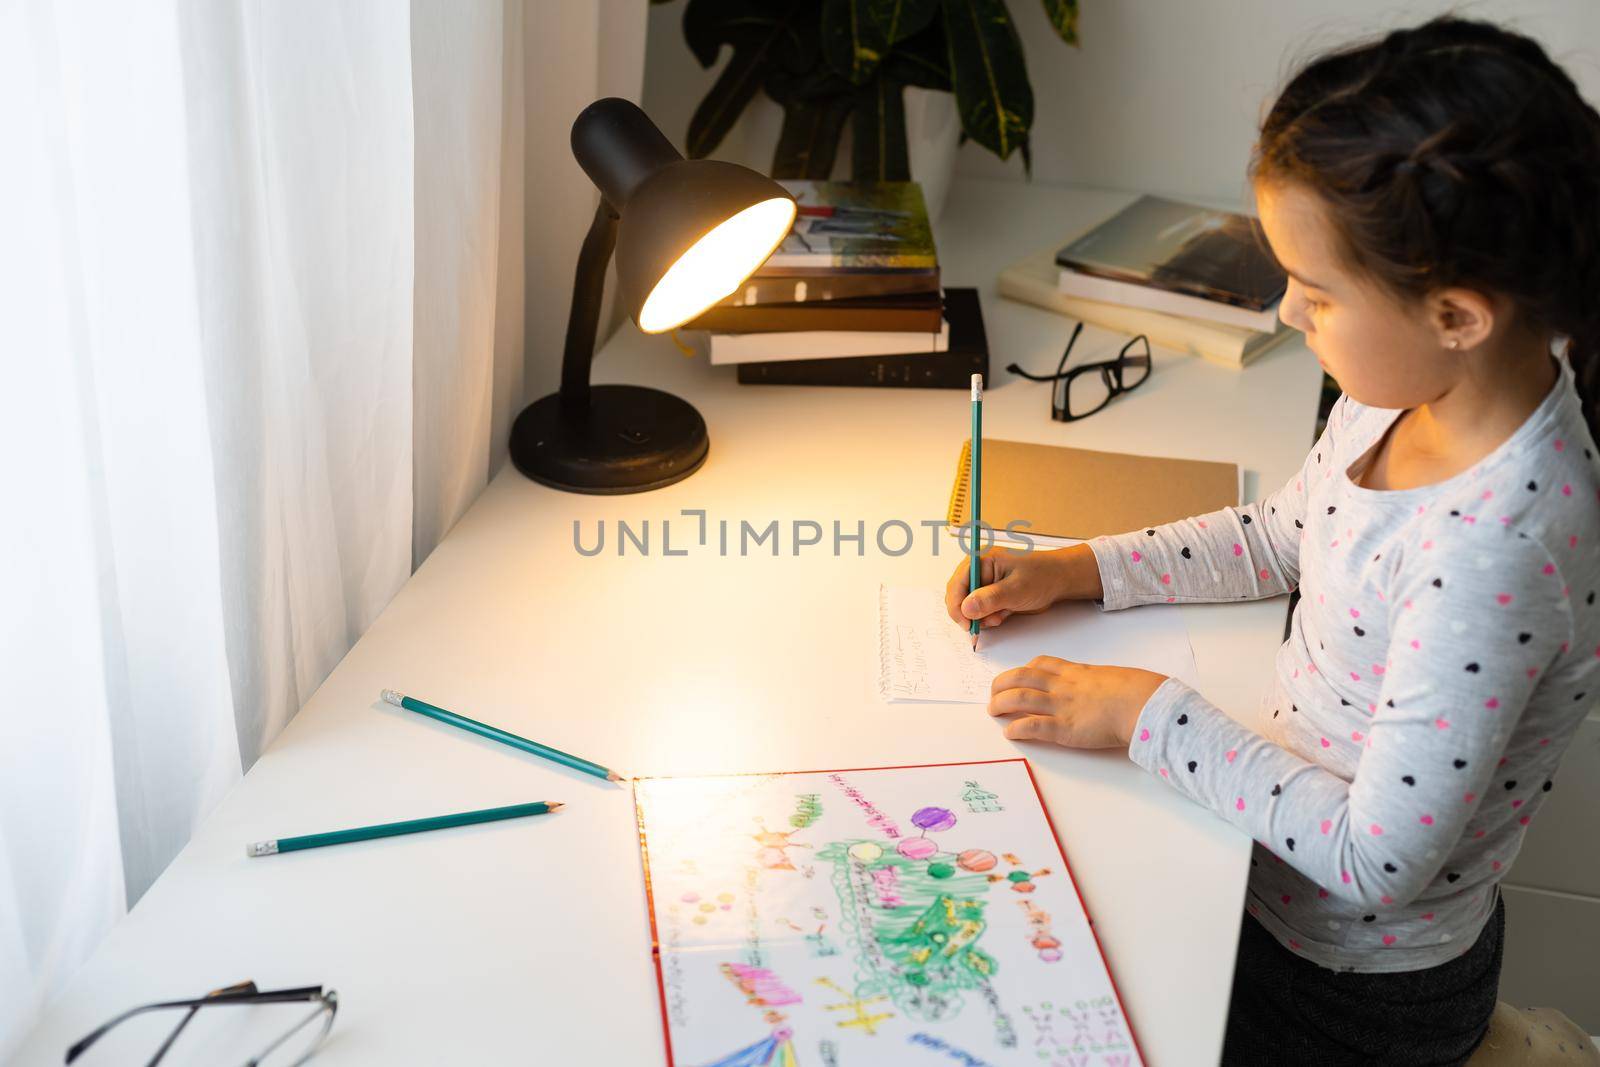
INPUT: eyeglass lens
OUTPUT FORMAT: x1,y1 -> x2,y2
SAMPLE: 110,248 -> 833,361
1064,337 -> 1150,418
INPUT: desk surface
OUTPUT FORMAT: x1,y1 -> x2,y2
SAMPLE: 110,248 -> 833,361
15,178 -> 1325,1066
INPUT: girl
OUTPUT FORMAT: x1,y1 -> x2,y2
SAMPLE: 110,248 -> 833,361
947,15 -> 1600,1065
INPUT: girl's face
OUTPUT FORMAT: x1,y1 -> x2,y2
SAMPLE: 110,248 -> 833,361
1254,179 -> 1456,411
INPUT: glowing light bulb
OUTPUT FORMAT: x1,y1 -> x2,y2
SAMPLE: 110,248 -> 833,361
637,197 -> 797,333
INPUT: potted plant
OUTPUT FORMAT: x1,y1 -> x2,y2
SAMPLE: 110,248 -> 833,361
659,0 -> 1079,213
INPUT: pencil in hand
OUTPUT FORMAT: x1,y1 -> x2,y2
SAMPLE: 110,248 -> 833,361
969,373 -> 984,650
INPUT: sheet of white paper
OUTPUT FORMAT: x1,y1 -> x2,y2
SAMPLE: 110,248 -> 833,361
634,759 -> 1145,1067
877,584 -> 1199,704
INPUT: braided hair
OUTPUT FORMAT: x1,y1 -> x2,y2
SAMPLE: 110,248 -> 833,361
1249,14 -> 1600,441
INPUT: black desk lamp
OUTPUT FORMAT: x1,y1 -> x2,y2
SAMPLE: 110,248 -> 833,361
508,98 -> 797,493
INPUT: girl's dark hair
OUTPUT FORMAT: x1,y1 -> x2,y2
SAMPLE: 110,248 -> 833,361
1249,14 -> 1600,441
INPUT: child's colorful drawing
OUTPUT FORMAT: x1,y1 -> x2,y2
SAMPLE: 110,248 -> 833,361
634,760 -> 1143,1067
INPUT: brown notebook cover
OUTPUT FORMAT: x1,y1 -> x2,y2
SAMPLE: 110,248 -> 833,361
947,438 -> 1239,539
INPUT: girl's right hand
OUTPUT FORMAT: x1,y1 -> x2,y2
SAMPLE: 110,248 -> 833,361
944,543 -> 1104,632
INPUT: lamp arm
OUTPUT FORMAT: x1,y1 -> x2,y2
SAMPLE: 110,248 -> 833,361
559,197 -> 622,410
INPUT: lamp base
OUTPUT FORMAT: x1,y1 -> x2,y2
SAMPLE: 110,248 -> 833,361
508,384 -> 708,494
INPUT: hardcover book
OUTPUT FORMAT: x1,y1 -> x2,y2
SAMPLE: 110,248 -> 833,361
1054,194 -> 1286,311
735,288 -> 986,389
759,181 -> 938,273
687,291 -> 945,334
718,271 -> 940,306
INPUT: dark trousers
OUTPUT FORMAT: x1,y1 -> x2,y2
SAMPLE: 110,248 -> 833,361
1221,892 -> 1504,1066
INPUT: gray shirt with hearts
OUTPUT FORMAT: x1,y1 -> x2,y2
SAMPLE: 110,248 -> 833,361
1088,352 -> 1600,973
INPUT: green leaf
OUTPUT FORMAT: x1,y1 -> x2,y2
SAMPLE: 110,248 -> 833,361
851,78 -> 911,181
683,0 -> 810,158
771,94 -> 855,178
1039,0 -> 1079,45
879,17 -> 950,91
821,0 -> 940,84
687,58 -> 767,158
940,0 -> 1031,162
683,0 -> 809,68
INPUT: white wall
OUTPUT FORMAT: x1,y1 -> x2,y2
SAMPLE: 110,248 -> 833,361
643,0 -> 1600,210
642,0 -> 1600,1032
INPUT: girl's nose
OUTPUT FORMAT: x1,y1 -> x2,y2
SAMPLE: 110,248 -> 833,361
1280,280 -> 1310,333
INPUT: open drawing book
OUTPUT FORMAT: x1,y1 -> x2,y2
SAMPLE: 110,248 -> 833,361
877,584 -> 1199,703
634,759 -> 1144,1067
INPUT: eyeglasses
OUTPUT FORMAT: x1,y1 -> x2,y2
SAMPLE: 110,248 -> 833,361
67,980 -> 338,1067
1006,322 -> 1151,421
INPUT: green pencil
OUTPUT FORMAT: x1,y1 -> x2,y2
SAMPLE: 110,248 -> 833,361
246,800 -> 561,856
969,373 -> 984,649
381,689 -> 625,782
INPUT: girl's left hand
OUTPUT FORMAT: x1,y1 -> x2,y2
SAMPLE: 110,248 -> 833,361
989,656 -> 1170,749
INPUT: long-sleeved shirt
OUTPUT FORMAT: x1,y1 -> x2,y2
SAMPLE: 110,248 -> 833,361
1088,351 -> 1600,972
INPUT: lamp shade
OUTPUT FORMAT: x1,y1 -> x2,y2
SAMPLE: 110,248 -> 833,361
570,99 -> 796,333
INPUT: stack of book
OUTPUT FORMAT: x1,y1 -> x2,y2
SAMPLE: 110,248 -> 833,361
998,194 -> 1293,369
684,180 -> 987,388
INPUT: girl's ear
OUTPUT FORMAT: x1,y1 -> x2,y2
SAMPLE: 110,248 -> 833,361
1426,286 -> 1498,351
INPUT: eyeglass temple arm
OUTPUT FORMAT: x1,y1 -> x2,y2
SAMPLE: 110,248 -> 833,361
66,987 -> 326,1063
1005,363 -> 1072,382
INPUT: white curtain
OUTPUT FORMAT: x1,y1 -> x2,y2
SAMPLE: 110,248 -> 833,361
0,0 -> 645,1056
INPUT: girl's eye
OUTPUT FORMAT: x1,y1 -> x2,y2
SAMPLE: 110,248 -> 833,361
1305,297 -> 1324,313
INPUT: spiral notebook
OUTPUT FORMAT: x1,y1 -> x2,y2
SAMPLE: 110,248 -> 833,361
946,438 -> 1240,542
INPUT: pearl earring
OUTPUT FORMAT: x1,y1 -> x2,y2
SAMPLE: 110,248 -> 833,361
1447,338 -> 1459,349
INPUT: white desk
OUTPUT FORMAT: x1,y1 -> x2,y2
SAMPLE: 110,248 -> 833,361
14,178 -> 1325,1066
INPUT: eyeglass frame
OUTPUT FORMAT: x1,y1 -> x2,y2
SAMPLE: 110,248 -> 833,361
66,980 -> 338,1067
1005,321 -> 1152,421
